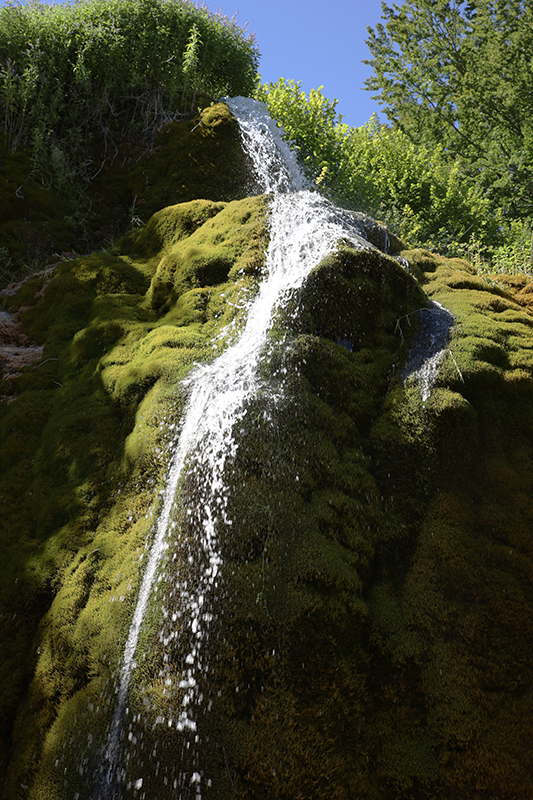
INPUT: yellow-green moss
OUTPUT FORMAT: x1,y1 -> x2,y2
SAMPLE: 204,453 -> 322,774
0,193 -> 268,796
3,211 -> 533,799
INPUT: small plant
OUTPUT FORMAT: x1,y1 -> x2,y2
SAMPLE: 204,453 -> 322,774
465,220 -> 533,276
128,196 -> 144,230
182,23 -> 202,112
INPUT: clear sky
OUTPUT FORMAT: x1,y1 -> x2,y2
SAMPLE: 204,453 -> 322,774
231,0 -> 386,128
0,0 -> 387,128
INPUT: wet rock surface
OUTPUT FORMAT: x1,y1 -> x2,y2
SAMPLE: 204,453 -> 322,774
401,299 -> 454,400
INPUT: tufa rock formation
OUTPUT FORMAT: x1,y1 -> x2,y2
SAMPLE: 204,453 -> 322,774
0,103 -> 532,800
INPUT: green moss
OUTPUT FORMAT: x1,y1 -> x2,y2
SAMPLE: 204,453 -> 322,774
101,237 -> 427,799
3,186 -> 533,799
140,196 -> 266,312
353,248 -> 533,798
0,103 -> 252,285
0,192 -> 268,795
126,102 -> 255,221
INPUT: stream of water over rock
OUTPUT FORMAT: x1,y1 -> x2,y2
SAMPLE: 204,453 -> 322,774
93,97 -> 445,799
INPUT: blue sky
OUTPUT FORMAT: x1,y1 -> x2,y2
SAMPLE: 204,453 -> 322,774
231,0 -> 386,127
0,0 -> 387,128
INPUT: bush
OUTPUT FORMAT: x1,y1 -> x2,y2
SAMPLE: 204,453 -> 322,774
257,79 -> 507,260
0,0 -> 259,183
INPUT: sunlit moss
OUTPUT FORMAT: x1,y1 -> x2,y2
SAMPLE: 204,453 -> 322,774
3,183 -> 533,798
0,190 -> 268,795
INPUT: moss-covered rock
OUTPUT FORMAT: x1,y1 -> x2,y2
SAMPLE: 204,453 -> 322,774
2,132 -> 533,800
0,192 -> 267,797
0,102 -> 252,283
365,250 -> 533,799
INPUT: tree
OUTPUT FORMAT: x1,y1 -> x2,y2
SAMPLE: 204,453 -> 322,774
364,0 -> 533,219
257,78 -> 497,254
255,78 -> 348,186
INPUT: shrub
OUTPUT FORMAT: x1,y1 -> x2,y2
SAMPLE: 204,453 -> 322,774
0,0 -> 259,183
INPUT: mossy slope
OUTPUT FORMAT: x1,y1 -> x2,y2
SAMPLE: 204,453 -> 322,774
1,138 -> 533,800
94,245 -> 533,800
0,191 -> 267,798
366,250 -> 533,799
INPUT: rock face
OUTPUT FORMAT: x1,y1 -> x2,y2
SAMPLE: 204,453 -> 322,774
0,310 -> 43,388
1,104 -> 533,800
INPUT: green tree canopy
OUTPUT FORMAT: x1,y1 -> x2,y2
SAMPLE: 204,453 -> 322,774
364,0 -> 533,219
255,78 -> 348,186
257,78 -> 497,255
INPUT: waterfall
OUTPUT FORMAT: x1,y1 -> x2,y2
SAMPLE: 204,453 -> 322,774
401,300 -> 454,400
94,98 -> 396,799
222,96 -> 307,194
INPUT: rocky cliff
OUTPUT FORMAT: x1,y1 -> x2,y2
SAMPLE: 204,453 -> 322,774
1,102 -> 532,800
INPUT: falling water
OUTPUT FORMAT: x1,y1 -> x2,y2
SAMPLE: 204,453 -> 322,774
223,95 -> 307,193
401,300 -> 454,400
94,98 -> 402,798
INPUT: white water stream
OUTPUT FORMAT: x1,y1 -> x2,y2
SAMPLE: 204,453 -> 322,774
401,300 -> 454,400
95,98 -> 395,798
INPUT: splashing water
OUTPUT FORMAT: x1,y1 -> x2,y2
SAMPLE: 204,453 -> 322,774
401,300 -> 454,401
95,97 -> 432,798
223,95 -> 307,194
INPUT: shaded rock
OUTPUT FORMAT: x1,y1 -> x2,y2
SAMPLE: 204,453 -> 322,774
0,309 -> 43,400
1,131 -> 533,800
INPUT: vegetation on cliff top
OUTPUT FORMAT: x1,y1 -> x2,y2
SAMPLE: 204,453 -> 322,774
364,0 -> 533,270
3,0 -> 531,280
365,0 -> 533,220
257,1 -> 533,274
0,0 -> 258,254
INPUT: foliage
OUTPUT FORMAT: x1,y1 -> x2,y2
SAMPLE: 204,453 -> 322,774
0,102 -> 253,286
181,21 -> 202,109
467,218 -> 533,275
257,79 -> 498,256
255,78 -> 348,186
259,4 -> 533,271
0,0 -> 259,184
364,0 -> 533,223
337,116 -> 499,253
